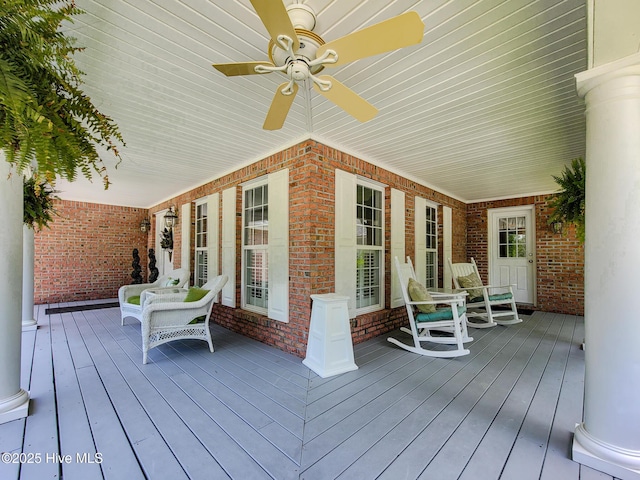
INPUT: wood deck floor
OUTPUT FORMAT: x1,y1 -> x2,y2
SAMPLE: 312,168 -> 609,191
0,303 -> 616,480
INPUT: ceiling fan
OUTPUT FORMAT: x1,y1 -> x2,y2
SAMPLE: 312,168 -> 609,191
212,1 -> 424,130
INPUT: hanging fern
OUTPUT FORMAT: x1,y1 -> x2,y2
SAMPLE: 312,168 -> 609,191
0,0 -> 124,187
23,176 -> 58,230
548,157 -> 586,242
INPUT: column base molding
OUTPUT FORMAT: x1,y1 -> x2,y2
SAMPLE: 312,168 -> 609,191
22,318 -> 37,331
573,423 -> 640,480
0,389 -> 30,425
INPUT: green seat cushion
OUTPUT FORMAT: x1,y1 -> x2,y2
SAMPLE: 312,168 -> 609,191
468,292 -> 512,303
184,287 -> 210,302
407,278 -> 436,313
488,292 -> 513,302
189,315 -> 207,324
126,295 -> 141,305
416,305 -> 467,323
457,272 -> 484,300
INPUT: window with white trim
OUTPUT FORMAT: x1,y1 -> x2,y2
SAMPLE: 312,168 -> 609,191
194,199 -> 208,287
424,204 -> 438,288
356,182 -> 384,311
242,180 -> 269,312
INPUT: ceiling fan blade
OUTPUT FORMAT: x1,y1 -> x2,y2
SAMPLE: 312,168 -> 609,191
212,61 -> 274,76
250,0 -> 299,51
316,11 -> 424,67
263,82 -> 299,130
313,75 -> 378,123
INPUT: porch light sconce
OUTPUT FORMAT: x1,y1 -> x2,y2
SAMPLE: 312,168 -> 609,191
140,218 -> 151,233
164,206 -> 178,230
550,221 -> 563,234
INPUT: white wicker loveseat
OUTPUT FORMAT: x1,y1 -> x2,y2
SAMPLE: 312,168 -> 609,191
140,275 -> 228,364
118,268 -> 190,325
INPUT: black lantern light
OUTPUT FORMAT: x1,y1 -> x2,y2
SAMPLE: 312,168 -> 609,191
164,206 -> 178,229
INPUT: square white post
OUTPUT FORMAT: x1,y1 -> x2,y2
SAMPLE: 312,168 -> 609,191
303,294 -> 358,378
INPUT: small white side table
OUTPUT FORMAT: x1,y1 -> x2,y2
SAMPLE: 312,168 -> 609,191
303,294 -> 358,378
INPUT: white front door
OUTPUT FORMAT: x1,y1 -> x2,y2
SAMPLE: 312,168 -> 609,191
155,210 -> 173,276
488,206 -> 536,305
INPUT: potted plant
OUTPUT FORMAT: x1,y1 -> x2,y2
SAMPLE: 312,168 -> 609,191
548,157 -> 586,243
23,176 -> 57,230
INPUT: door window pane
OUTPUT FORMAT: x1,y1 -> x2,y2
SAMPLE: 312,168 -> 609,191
498,215 -> 526,258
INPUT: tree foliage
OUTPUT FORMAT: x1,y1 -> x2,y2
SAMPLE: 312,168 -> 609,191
548,157 -> 586,242
0,0 -> 124,188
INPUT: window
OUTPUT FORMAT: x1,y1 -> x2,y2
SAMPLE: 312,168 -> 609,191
498,216 -> 526,258
334,170 -> 386,317
242,181 -> 269,312
356,183 -> 384,311
414,196 -> 440,289
194,200 -> 208,287
424,204 -> 438,288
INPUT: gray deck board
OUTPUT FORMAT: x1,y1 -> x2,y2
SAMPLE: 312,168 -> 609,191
3,305 -> 601,480
51,312 -> 103,480
302,313 -> 545,479
58,310 -> 145,480
92,307 -> 299,479
20,312 -> 59,480
71,310 -> 189,480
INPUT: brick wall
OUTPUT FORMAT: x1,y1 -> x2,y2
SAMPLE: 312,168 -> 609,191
33,140 -> 584,356
34,200 -> 150,303
147,140 -> 467,357
466,195 -> 584,315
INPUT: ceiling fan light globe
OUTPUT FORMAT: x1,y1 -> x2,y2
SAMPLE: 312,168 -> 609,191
289,63 -> 308,81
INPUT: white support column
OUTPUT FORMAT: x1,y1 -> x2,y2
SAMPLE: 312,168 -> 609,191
572,53 -> 640,479
0,158 -> 30,424
22,225 -> 37,330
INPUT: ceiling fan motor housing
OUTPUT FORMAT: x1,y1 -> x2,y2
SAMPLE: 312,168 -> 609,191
269,29 -> 326,76
286,4 -> 316,30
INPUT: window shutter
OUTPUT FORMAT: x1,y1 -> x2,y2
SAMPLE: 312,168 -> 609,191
390,189 -> 405,308
221,187 -> 236,307
334,169 -> 357,318
267,169 -> 289,322
207,193 -> 220,278
180,203 -> 191,283
414,196 -> 427,285
443,206 -> 453,289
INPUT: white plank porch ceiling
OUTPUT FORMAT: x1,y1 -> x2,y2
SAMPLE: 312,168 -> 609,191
57,0 -> 587,208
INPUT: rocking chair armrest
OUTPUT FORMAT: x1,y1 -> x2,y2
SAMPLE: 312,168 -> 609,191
407,297 -> 462,307
428,292 -> 468,299
406,299 -> 439,305
481,284 -> 515,291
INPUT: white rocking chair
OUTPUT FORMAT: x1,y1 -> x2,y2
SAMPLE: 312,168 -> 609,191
448,258 -> 522,328
388,256 -> 472,358
140,275 -> 228,364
